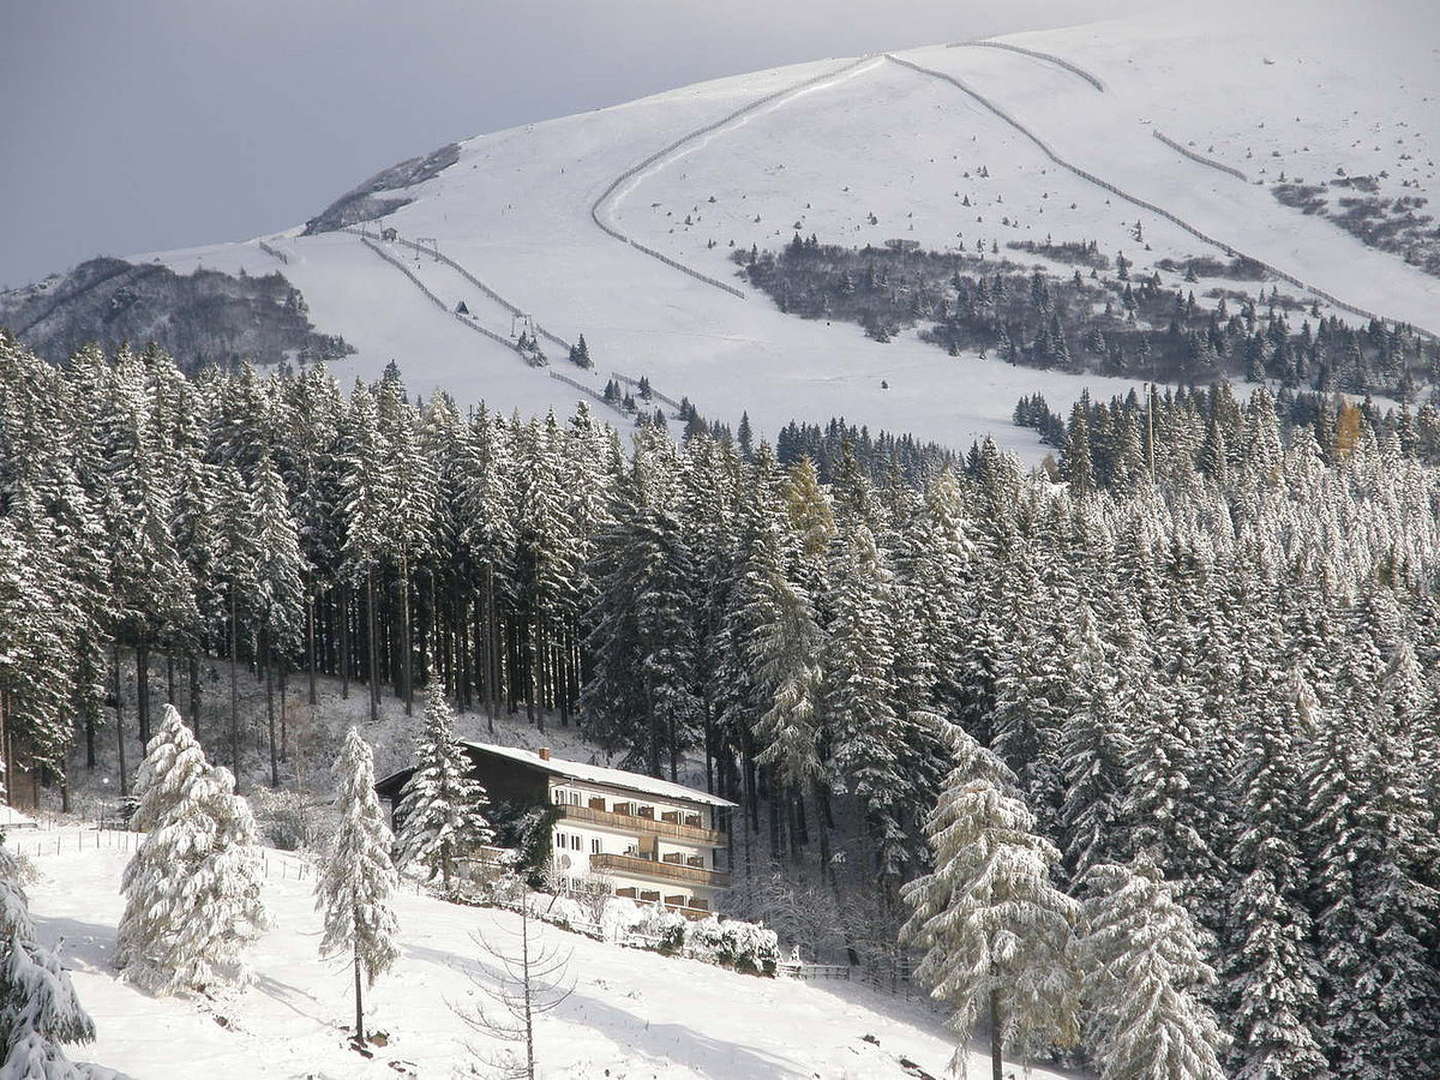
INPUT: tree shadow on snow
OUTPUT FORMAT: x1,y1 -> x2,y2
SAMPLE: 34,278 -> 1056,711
405,941 -> 809,1078
30,914 -> 118,975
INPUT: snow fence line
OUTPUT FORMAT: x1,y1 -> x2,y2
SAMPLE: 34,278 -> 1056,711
16,262 -> 164,339
947,39 -> 1106,93
1151,131 -> 1248,183
257,239 -> 289,265
357,235 -> 529,356
610,371 -> 685,413
589,54 -> 881,301
371,230 -> 573,355
547,370 -> 632,423
882,53 -> 1440,344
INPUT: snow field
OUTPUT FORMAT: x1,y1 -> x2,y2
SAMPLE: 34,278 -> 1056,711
19,827 -> 1074,1079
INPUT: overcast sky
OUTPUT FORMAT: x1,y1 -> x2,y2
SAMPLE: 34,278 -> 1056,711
0,0 -> 1154,288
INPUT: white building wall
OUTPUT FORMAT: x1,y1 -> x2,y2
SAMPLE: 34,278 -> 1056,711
548,778 -> 727,909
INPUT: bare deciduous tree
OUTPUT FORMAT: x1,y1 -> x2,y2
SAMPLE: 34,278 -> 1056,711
454,878 -> 574,1079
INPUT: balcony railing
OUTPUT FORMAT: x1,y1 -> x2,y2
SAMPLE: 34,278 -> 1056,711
559,803 -> 728,847
590,852 -> 731,888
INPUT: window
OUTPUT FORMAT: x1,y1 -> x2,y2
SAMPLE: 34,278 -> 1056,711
590,838 -> 602,855
570,790 -> 581,806
552,788 -> 564,805
554,830 -> 564,849
571,834 -> 582,851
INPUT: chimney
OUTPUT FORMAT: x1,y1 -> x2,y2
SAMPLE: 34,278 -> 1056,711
538,747 -> 551,761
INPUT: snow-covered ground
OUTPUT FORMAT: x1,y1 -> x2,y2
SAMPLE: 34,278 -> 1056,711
113,0 -> 1437,461
17,827 -> 1071,1079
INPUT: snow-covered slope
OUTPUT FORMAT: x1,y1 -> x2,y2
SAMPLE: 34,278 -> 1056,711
19,830 -> 1067,1079
118,0 -> 1440,455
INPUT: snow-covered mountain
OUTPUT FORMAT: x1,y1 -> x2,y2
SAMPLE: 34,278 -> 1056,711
13,0 -> 1440,455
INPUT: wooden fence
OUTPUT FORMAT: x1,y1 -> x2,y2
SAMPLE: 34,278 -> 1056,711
883,54 -> 1439,343
948,39 -> 1106,92
589,55 -> 881,300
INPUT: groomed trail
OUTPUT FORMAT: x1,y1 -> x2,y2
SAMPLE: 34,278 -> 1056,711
589,54 -> 883,300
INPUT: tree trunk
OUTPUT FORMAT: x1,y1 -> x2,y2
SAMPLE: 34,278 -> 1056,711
366,569 -> 380,723
811,779 -> 835,890
308,595 -> 318,706
280,662 -> 289,762
230,591 -> 241,789
401,560 -> 413,717
188,653 -> 201,739
84,699 -> 96,771
265,626 -> 279,788
113,643 -> 129,798
353,947 -> 366,1046
136,645 -> 150,745
989,989 -> 1003,1080
340,587 -> 351,700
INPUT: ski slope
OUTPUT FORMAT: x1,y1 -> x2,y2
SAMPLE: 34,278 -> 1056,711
20,830 -> 1069,1079
130,0 -> 1440,458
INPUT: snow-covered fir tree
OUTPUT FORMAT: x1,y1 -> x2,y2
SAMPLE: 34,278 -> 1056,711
0,836 -> 98,1078
900,727 -> 1078,1078
317,727 -> 400,1046
116,705 -> 268,993
1080,856 -> 1227,1080
395,683 -> 495,893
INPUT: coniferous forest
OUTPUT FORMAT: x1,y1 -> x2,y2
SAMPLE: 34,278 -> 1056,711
3,329 -> 1440,1077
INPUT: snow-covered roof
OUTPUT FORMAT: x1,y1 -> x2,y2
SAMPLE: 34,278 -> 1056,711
464,741 -> 737,808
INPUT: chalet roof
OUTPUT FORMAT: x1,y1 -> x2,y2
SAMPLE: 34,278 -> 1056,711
463,742 -> 737,808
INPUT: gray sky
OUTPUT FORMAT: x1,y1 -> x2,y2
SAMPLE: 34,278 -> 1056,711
0,0 -> 1151,288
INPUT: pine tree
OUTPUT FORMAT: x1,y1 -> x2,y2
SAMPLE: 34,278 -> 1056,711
901,727 -> 1079,1079
116,705 -> 268,993
317,728 -> 400,1047
395,684 -> 494,893
1080,856 -> 1228,1080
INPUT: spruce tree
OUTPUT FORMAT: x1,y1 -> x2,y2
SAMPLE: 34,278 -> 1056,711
395,684 -> 494,893
900,727 -> 1078,1079
117,705 -> 268,993
1080,856 -> 1228,1080
0,841 -> 97,1078
317,728 -> 400,1047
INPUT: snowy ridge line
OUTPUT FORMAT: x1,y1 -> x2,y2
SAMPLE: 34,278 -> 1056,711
589,55 -> 879,300
1152,131 -> 1248,183
610,370 -> 684,412
548,370 -> 632,422
257,240 -> 289,265
358,236 -> 522,355
883,54 -> 1440,343
370,230 -> 574,354
15,262 -> 163,337
947,39 -> 1106,92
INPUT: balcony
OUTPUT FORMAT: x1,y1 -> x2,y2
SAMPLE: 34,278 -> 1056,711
558,803 -> 728,847
590,852 -> 731,889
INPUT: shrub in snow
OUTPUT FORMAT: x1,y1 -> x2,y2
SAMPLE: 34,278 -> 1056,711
0,839 -> 100,1078
116,706 -> 269,994
249,786 -> 325,852
618,902 -> 778,976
